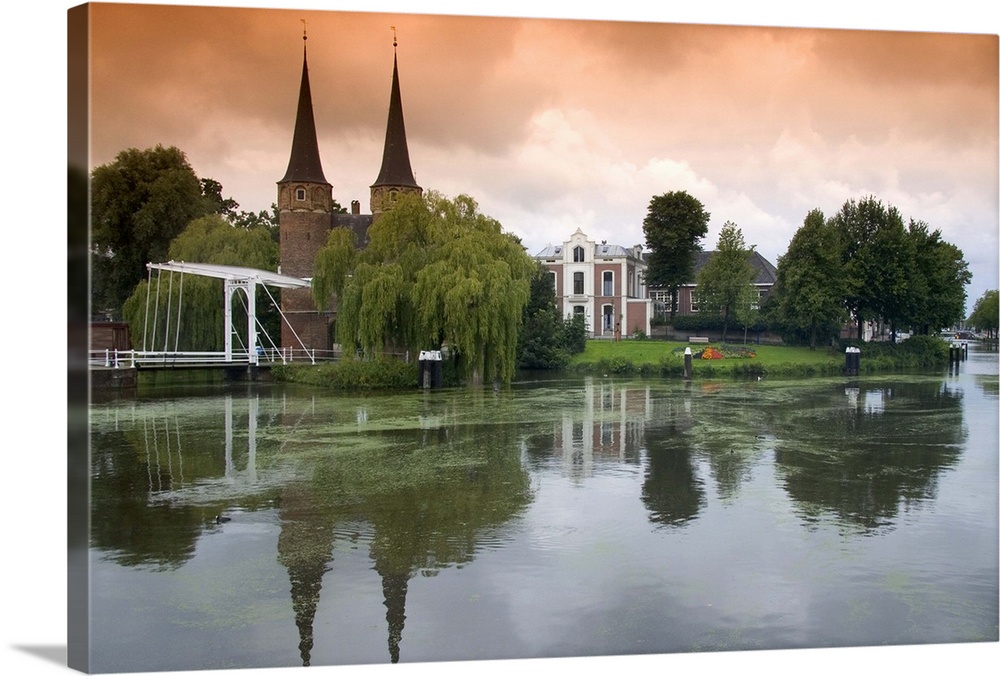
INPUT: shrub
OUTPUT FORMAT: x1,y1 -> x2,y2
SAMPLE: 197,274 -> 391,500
272,358 -> 419,390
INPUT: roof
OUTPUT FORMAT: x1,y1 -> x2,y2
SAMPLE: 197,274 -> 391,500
371,51 -> 419,190
690,250 -> 778,285
146,261 -> 312,289
331,213 -> 375,247
534,242 -> 639,259
278,41 -> 330,186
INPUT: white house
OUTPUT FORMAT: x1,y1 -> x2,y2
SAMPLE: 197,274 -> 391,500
534,228 -> 652,338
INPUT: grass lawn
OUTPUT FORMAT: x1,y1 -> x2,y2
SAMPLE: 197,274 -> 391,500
569,338 -> 844,377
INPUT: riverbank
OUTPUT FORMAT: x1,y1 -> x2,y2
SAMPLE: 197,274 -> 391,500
568,335 -> 952,378
270,336 -> 954,389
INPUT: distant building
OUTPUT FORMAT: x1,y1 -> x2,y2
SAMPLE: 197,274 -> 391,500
534,228 -> 652,338
647,249 -> 778,318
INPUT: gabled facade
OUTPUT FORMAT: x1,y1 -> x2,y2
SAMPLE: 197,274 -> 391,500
648,249 -> 778,318
278,31 -> 421,354
535,228 -> 652,338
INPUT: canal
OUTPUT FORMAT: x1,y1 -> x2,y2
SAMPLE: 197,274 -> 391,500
86,346 -> 998,672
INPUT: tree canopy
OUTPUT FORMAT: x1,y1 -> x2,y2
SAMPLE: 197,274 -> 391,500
695,221 -> 757,343
768,209 -> 846,348
312,192 -> 535,385
642,191 -> 710,318
771,196 -> 970,343
967,290 -> 999,339
91,145 -> 214,316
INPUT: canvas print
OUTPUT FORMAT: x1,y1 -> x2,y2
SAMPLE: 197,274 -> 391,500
67,1 -> 997,674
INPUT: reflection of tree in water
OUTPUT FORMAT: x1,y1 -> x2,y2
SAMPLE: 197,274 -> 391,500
768,380 -> 966,533
274,418 -> 533,665
641,392 -> 705,527
90,417 -> 239,569
688,384 -> 772,501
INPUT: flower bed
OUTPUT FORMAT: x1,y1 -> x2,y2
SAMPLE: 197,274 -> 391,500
671,344 -> 756,359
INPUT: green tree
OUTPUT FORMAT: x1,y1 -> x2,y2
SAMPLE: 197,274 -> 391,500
91,145 -> 215,316
968,289 -> 999,339
122,214 -> 280,352
313,192 -> 535,385
829,196 -> 910,340
642,191 -> 710,319
516,265 -> 573,370
200,177 -> 240,220
771,209 -> 846,348
904,220 -> 971,335
695,221 -> 757,344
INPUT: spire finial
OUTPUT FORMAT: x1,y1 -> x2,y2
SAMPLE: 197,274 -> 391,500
301,18 -> 307,41
391,25 -> 397,49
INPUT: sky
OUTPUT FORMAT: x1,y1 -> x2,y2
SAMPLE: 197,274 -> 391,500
78,0 -> 999,313
2,3 -> 999,676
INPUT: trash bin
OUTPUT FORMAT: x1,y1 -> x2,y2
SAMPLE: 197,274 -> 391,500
418,350 -> 443,389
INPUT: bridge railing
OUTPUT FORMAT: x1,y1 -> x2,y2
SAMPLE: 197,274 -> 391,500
89,347 -> 342,368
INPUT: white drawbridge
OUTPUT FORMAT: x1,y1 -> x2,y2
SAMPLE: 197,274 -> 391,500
93,261 -> 316,369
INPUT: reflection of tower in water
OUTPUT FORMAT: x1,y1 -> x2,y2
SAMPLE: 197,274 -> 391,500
276,480 -> 335,666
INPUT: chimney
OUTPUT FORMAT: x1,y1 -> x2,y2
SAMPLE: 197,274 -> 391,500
351,200 -> 360,215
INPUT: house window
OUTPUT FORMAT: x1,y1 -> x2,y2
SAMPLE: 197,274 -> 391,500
295,187 -> 306,201
549,271 -> 558,295
690,291 -> 700,313
603,305 -> 614,331
573,246 -> 585,262
573,272 -> 585,295
603,271 -> 613,297
750,288 -> 762,310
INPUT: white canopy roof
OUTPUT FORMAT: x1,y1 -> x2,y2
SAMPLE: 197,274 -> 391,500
147,261 -> 311,289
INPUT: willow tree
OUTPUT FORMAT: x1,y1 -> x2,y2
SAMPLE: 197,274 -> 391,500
312,192 -> 534,385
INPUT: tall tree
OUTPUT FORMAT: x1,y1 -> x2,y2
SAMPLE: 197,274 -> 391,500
829,196 -> 910,340
313,192 -> 535,385
642,191 -> 710,319
91,145 -> 214,316
968,290 -> 998,339
904,220 -> 971,335
121,214 -> 280,353
771,209 -> 847,348
695,221 -> 757,343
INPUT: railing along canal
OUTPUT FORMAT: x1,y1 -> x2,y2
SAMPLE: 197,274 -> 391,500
90,347 -> 337,369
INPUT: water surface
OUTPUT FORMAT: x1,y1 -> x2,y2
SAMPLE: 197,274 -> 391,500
88,347 -> 999,672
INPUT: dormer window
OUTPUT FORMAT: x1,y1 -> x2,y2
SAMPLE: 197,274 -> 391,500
295,187 -> 306,201
573,245 -> 585,262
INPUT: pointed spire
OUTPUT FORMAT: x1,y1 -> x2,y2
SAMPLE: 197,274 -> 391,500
372,30 -> 419,191
279,24 -> 330,185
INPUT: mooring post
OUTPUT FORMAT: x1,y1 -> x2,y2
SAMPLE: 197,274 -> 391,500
684,347 -> 693,380
845,346 -> 860,376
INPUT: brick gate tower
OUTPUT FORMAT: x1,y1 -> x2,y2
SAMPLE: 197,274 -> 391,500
278,29 -> 421,355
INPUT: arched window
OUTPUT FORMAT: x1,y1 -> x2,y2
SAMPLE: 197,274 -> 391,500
603,304 -> 614,331
573,245 -> 585,262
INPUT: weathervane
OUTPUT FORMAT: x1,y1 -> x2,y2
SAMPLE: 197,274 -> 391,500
391,25 -> 397,48
301,18 -> 307,41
